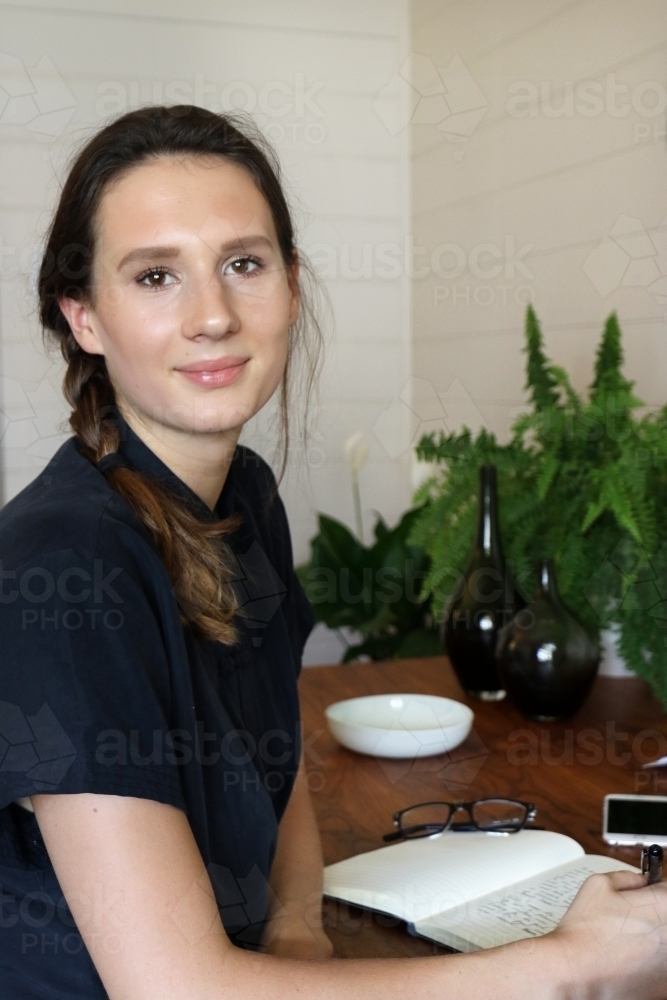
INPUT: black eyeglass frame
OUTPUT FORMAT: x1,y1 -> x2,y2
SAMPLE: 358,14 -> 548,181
383,798 -> 538,842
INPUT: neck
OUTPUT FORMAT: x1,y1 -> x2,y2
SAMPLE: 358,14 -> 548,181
116,402 -> 241,511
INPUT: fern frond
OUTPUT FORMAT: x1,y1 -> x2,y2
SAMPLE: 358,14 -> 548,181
524,304 -> 561,412
537,452 -> 560,499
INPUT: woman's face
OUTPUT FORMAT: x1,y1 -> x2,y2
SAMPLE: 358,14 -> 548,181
62,154 -> 298,438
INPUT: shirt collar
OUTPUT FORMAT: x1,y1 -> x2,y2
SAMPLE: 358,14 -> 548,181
110,408 -> 236,522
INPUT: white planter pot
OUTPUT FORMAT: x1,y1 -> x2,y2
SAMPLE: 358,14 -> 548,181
598,624 -> 635,677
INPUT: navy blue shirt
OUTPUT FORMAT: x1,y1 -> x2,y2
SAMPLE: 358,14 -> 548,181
0,410 -> 314,998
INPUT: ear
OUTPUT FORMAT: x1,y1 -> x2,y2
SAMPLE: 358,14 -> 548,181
286,251 -> 300,327
58,296 -> 105,356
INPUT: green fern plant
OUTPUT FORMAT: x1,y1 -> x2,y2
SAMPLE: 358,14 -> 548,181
409,305 -> 667,706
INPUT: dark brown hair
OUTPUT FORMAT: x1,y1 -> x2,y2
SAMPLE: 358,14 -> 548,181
37,104 -> 324,644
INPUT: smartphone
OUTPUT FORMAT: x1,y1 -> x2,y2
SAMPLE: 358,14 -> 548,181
603,794 -> 667,847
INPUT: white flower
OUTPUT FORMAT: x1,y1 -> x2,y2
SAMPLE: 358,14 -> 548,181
343,431 -> 369,474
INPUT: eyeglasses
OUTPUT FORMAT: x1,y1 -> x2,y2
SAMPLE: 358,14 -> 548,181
383,798 -> 538,842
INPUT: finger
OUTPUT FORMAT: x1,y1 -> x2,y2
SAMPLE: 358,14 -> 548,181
604,870 -> 648,892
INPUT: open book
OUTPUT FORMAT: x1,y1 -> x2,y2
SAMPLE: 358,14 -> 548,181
323,830 -> 639,952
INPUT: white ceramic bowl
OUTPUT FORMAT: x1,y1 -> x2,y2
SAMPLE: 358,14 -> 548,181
325,693 -> 474,759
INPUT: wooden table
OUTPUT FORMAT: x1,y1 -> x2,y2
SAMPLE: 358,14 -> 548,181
299,656 -> 667,958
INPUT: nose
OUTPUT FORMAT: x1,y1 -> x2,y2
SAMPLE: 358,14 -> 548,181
182,268 -> 240,342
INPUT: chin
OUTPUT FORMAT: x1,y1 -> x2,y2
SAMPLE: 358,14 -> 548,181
164,390 -> 250,429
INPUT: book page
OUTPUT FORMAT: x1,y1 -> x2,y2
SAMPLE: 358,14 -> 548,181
323,830 -> 584,924
414,854 -> 639,952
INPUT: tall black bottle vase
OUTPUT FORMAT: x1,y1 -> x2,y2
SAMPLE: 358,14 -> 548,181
442,465 -> 524,700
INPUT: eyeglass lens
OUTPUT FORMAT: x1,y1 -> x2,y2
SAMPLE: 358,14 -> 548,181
399,799 -> 528,837
398,803 -> 453,838
470,799 -> 528,831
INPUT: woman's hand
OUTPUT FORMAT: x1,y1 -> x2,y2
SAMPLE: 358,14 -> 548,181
546,870 -> 667,999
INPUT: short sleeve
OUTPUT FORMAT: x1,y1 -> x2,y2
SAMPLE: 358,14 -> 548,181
0,519 -> 186,811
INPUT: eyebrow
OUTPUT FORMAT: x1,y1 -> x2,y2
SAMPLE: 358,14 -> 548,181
117,234 -> 275,269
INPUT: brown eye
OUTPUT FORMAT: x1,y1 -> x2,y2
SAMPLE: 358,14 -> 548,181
137,267 -> 175,288
224,256 -> 261,277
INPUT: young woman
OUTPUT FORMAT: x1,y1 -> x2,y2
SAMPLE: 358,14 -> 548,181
0,104 -> 666,1000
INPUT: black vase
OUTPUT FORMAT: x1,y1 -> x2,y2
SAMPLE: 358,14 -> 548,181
495,558 -> 599,721
442,465 -> 524,701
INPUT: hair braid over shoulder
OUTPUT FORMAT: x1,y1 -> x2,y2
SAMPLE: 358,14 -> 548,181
62,337 -> 242,644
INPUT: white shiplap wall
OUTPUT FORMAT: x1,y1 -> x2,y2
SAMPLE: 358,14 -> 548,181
0,0 -> 413,603
410,0 -> 667,444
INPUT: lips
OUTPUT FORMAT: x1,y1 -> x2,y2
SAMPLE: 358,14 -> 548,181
176,356 -> 249,373
176,357 -> 248,388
